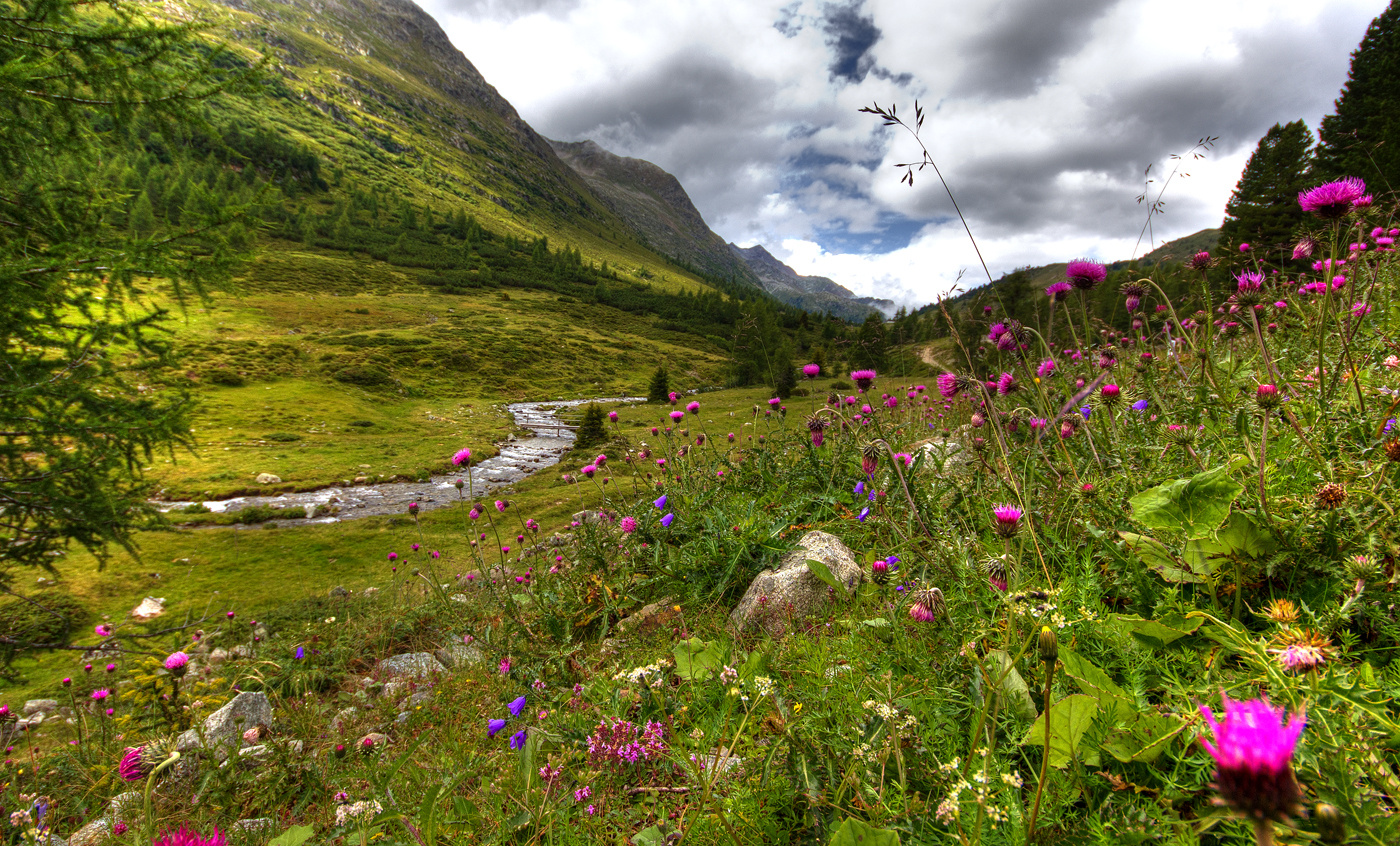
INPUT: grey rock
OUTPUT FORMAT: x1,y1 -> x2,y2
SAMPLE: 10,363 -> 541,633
329,586 -> 351,598
405,691 -> 432,709
433,643 -> 483,669
67,818 -> 109,846
359,732 -> 388,750
238,744 -> 270,759
255,473 -> 282,485
234,819 -> 276,835
613,597 -> 678,638
377,652 -> 441,679
230,644 -> 252,659
394,711 -> 411,724
24,699 -> 58,716
379,681 -> 406,701
331,707 -> 358,733
728,530 -> 863,639
108,792 -> 140,816
207,648 -> 230,664
177,691 -> 273,762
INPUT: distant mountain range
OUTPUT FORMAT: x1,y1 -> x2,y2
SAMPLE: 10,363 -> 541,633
547,138 -> 887,321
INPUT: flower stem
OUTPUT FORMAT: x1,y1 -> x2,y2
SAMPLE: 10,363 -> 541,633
1027,659 -> 1056,841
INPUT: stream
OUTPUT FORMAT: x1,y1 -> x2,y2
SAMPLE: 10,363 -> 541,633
156,397 -> 643,525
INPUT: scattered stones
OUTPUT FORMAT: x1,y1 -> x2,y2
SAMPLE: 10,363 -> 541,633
130,596 -> 165,620
331,707 -> 358,732
176,691 -> 273,762
613,598 -> 679,638
405,691 -> 432,709
376,652 -> 441,680
255,473 -> 282,485
728,530 -> 863,639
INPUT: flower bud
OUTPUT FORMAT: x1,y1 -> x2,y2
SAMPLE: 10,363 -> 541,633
1038,626 -> 1059,665
1315,804 -> 1345,845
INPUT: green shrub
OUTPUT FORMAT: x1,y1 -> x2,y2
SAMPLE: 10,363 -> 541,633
0,593 -> 89,650
204,368 -> 246,387
332,365 -> 393,386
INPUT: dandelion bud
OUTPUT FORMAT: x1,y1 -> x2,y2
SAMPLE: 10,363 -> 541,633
1038,626 -> 1059,664
1315,804 -> 1345,845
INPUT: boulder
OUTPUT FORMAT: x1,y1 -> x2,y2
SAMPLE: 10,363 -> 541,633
727,530 -> 863,639
23,699 -> 57,717
376,652 -> 441,680
207,648 -> 230,664
433,643 -> 483,669
130,596 -> 165,620
331,707 -> 358,733
613,598 -> 678,638
177,691 -> 273,762
67,818 -> 109,846
255,473 -> 282,485
358,732 -> 388,750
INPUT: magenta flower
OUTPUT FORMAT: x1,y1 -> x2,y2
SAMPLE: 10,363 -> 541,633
387,552 -> 398,561
850,369 -> 877,391
992,504 -> 1022,538
686,401 -> 700,414
803,363 -> 821,378
1044,280 -> 1073,301
580,464 -> 596,478
1066,259 -> 1107,290
1036,359 -> 1056,379
495,500 -> 507,513
1235,272 -> 1263,295
620,516 -> 637,534
669,410 -> 684,422
452,448 -> 472,466
164,651 -> 190,674
1198,694 -> 1305,822
95,624 -> 112,637
996,372 -> 1017,395
152,826 -> 228,846
608,411 -> 618,422
499,657 -> 511,675
936,373 -> 963,399
91,689 -> 110,701
119,746 -> 148,781
1298,177 -> 1367,219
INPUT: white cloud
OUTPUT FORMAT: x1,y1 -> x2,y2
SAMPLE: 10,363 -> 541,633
418,0 -> 1386,307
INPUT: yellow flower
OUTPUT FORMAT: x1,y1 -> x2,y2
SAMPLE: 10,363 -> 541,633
1033,377 -> 1041,384
792,702 -> 803,714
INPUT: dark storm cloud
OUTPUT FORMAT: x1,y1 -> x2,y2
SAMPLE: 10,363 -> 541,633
955,0 -> 1120,98
429,0 -> 581,20
540,49 -> 778,148
822,1 -> 881,82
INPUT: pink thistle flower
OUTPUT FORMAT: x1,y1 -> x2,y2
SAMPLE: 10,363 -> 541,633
686,401 -> 700,414
850,369 -> 877,391
1044,280 -> 1072,301
1066,259 -> 1107,290
608,411 -> 618,422
803,363 -> 821,378
153,826 -> 228,846
991,504 -> 1022,538
669,410 -> 684,422
1298,177 -> 1367,219
996,372 -> 1018,395
119,746 -> 148,781
620,516 -> 637,534
499,658 -> 511,675
164,651 -> 189,675
91,689 -> 110,701
1198,694 -> 1305,823
452,448 -> 472,466
580,464 -> 596,478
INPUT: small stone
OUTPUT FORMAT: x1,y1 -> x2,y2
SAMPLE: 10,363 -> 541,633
405,691 -> 432,709
376,653 -> 441,680
433,643 -> 483,669
208,648 -> 230,664
130,596 -> 165,620
238,744 -> 269,759
394,711 -> 411,724
176,691 -> 273,762
23,699 -> 58,716
331,707 -> 358,732
379,681 -> 406,701
329,586 -> 351,598
67,818 -> 109,846
255,473 -> 282,485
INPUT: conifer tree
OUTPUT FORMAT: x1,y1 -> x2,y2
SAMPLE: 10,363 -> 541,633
574,404 -> 608,450
647,366 -> 671,403
0,0 -> 256,584
1218,121 -> 1314,255
1315,1 -> 1400,189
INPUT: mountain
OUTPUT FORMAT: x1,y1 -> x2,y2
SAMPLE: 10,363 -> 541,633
547,139 -> 759,284
728,244 -> 894,322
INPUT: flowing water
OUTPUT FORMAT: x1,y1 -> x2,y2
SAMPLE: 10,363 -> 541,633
156,398 -> 642,525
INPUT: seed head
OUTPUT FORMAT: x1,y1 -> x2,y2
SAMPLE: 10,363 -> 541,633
1314,482 -> 1347,510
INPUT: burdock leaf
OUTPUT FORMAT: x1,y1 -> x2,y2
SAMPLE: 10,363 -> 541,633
1022,694 -> 1099,768
986,649 -> 1038,721
1128,465 -> 1242,539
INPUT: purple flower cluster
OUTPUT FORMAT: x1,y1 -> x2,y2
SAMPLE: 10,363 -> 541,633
587,716 -> 667,766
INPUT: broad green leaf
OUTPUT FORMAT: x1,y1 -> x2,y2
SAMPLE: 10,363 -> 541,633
986,649 -> 1038,721
1120,532 -> 1203,584
632,826 -> 664,846
268,826 -> 315,846
861,617 -> 890,628
738,644 -> 772,684
1102,711 -> 1188,764
1112,613 -> 1202,649
673,637 -> 724,681
1058,649 -> 1132,722
828,817 -> 901,846
1022,693 -> 1099,768
806,557 -> 846,594
1128,465 -> 1243,539
1211,511 -> 1277,559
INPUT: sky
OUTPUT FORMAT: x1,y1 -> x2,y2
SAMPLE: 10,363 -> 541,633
417,0 -> 1386,309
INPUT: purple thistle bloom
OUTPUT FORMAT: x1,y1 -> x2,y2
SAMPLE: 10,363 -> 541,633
991,504 -> 1022,538
850,369 -> 877,391
152,826 -> 228,846
1036,359 -> 1056,378
510,729 -> 528,750
803,363 -> 821,378
508,696 -> 527,717
686,401 -> 700,414
1298,177 -> 1367,219
488,719 -> 507,738
669,410 -> 685,422
1198,693 -> 1305,822
452,448 -> 472,467
119,746 -> 148,781
164,651 -> 189,672
660,513 -> 675,528
1066,260 -> 1107,290
1044,280 -> 1073,301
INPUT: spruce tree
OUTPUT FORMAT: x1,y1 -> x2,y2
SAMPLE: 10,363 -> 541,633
647,366 -> 671,403
1315,1 -> 1400,190
0,0 -> 255,584
1218,121 -> 1314,255
574,404 -> 608,450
